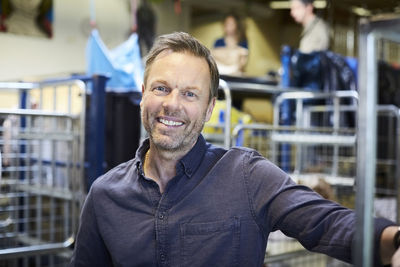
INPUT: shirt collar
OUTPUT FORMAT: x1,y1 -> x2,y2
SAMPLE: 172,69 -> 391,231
135,135 -> 207,179
180,134 -> 207,178
135,138 -> 150,176
301,16 -> 319,37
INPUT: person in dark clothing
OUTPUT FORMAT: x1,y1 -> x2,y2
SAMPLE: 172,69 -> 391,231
70,32 -> 400,267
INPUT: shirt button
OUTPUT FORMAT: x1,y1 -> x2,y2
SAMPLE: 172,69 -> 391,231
160,253 -> 166,261
158,212 -> 165,220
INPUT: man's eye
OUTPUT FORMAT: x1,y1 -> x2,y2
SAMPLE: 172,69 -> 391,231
155,86 -> 167,92
185,91 -> 196,98
153,86 -> 169,95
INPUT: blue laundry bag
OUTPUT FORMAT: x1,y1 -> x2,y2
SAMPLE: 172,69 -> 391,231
86,29 -> 144,92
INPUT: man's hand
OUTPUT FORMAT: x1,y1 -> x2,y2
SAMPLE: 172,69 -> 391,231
393,247 -> 400,267
381,226 -> 400,265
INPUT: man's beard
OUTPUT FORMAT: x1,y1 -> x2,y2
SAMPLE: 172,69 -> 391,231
141,110 -> 206,153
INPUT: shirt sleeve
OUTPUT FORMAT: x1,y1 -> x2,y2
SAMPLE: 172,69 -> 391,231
70,186 -> 113,267
245,150 -> 396,265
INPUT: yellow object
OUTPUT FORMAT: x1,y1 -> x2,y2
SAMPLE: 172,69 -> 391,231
242,98 -> 273,124
203,100 -> 252,134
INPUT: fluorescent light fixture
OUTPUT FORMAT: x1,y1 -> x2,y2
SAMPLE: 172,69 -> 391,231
313,1 -> 327,9
270,0 -> 327,9
351,6 -> 371,16
270,1 -> 290,9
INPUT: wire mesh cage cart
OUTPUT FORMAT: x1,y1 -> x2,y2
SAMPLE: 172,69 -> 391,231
219,79 -> 400,265
0,80 -> 87,267
355,15 -> 400,266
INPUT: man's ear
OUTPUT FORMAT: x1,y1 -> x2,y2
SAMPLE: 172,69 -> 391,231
205,97 -> 216,122
140,84 -> 145,108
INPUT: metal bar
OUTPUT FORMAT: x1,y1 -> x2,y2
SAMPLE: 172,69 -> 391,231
332,96 -> 340,177
294,98 -> 303,174
270,133 -> 356,145
0,108 -> 79,118
274,90 -> 359,108
355,22 -> 377,267
0,237 -> 74,259
376,105 -> 400,223
219,79 -> 232,149
264,249 -> 315,264
223,81 -> 312,93
278,45 -> 292,172
231,123 -> 356,137
0,82 -> 39,90
86,75 -> 108,189
398,109 -> 400,223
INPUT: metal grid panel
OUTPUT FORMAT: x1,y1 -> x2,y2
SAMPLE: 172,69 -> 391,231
227,90 -> 400,266
0,81 -> 86,267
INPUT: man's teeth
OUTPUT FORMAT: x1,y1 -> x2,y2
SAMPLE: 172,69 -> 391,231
159,118 -> 183,126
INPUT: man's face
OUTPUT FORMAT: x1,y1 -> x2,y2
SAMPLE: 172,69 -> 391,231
141,50 -> 215,153
290,0 -> 308,25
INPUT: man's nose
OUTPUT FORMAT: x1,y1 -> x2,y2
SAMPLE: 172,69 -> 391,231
162,89 -> 181,110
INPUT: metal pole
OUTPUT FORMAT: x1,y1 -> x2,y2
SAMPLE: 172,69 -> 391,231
87,75 -> 108,189
280,45 -> 292,172
219,79 -> 232,149
354,21 -> 377,267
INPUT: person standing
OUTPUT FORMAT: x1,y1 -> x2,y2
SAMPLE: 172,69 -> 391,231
211,13 -> 248,76
290,0 -> 330,53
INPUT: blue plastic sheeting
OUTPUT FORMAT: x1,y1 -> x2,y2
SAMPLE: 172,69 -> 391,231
344,57 -> 358,85
86,29 -> 144,92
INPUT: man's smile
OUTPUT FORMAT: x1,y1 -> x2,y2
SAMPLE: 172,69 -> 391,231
157,117 -> 184,127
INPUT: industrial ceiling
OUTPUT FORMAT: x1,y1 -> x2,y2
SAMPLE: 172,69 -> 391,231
186,0 -> 400,18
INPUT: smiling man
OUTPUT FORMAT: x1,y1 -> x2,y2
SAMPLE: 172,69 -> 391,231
71,32 -> 400,267
140,47 -> 215,192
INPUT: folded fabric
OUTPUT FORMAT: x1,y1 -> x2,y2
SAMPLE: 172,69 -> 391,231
86,29 -> 144,92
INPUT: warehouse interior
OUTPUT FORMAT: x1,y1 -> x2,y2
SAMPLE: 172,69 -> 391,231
0,0 -> 400,266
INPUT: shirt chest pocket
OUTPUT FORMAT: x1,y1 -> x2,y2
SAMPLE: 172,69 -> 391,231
180,217 -> 240,267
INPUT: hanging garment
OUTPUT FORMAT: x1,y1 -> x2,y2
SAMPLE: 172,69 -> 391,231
136,1 -> 156,56
86,29 -> 144,92
289,49 -> 358,127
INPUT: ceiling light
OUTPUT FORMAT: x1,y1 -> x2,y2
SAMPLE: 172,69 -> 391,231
270,0 -> 327,9
351,6 -> 371,16
269,1 -> 290,9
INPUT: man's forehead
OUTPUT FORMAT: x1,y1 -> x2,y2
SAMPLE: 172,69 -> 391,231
151,50 -> 209,73
154,49 -> 174,60
153,49 -> 201,62
149,51 -> 210,79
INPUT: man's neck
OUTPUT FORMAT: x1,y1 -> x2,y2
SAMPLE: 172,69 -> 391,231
144,145 -> 189,193
303,13 -> 316,28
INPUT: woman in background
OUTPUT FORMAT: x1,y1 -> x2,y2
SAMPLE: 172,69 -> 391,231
212,13 -> 248,76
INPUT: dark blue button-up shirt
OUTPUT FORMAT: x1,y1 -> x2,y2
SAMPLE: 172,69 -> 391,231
71,135 -> 394,267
